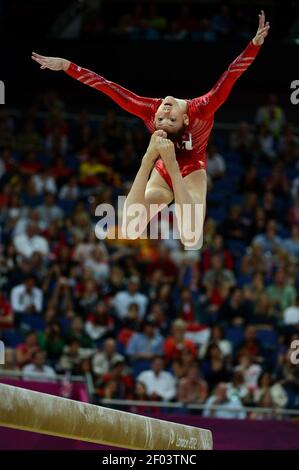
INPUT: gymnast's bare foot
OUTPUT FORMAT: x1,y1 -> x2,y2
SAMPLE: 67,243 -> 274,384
142,130 -> 167,168
156,137 -> 178,174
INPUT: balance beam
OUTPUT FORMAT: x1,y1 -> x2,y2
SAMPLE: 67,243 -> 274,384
0,383 -> 213,450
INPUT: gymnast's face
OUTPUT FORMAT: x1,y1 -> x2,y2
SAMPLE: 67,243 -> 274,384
154,96 -> 189,138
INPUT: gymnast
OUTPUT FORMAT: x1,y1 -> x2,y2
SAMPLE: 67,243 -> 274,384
32,11 -> 269,248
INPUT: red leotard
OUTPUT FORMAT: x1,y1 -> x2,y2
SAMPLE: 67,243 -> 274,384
66,41 -> 261,188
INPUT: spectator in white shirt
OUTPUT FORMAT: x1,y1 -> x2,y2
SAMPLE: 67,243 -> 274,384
14,222 -> 49,258
137,356 -> 176,401
36,192 -> 63,228
59,176 -> 80,200
10,275 -> 43,315
283,226 -> 299,260
113,276 -> 148,320
92,338 -> 124,377
283,296 -> 299,326
206,144 -> 226,179
58,339 -> 94,374
234,354 -> 262,391
203,382 -> 246,419
84,246 -> 110,283
22,350 -> 56,381
85,302 -> 114,341
32,169 -> 57,195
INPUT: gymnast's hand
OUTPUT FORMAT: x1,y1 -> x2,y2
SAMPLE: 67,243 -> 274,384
252,10 -> 270,46
31,52 -> 70,71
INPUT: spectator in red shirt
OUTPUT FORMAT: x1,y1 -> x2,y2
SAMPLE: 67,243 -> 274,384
0,293 -> 14,329
98,358 -> 133,400
164,319 -> 197,363
16,331 -> 40,367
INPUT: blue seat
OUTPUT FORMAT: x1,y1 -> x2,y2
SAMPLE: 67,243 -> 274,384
256,329 -> 278,349
20,314 -> 45,332
227,240 -> 247,257
58,199 -> 76,216
208,192 -> 228,207
225,326 -> 244,347
208,207 -> 227,223
131,359 -> 152,378
2,330 -> 24,347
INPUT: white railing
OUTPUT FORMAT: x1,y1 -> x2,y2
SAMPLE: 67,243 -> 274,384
0,369 -> 85,382
101,398 -> 299,418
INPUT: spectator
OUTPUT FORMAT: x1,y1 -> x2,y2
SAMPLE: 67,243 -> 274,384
256,124 -> 277,161
237,325 -> 263,363
0,292 -> 14,328
0,348 -> 19,374
211,5 -> 234,39
200,325 -> 232,358
85,302 -> 115,342
126,319 -> 164,361
255,94 -> 286,138
58,339 -> 93,374
84,246 -> 110,283
220,206 -> 247,241
36,192 -> 63,227
164,319 -> 197,363
92,338 -> 124,377
253,371 -> 288,409
129,381 -> 152,414
235,353 -> 263,391
283,296 -> 299,327
113,276 -> 148,320
203,382 -> 246,419
206,144 -> 226,179
219,288 -> 251,326
137,356 -> 176,401
38,322 -> 65,362
22,350 -> 56,381
98,358 -> 133,400
13,222 -> 49,258
201,343 -> 231,390
266,269 -> 296,314
283,225 -> 299,259
178,363 -> 208,405
230,121 -> 254,162
253,220 -> 282,253
16,331 -> 39,367
203,254 -> 236,291
10,275 -> 43,315
65,316 -> 92,348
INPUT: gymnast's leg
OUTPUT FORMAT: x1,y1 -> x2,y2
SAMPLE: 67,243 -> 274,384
122,131 -> 173,239
155,138 -> 206,250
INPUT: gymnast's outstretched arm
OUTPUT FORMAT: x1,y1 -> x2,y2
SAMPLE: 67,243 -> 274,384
31,52 -> 159,121
190,10 -> 270,120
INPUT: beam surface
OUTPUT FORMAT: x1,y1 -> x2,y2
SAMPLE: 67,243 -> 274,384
0,383 -> 213,450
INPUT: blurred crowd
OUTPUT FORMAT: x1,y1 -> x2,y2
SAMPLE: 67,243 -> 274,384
81,4 -> 254,42
0,89 -> 299,419
79,2 -> 295,43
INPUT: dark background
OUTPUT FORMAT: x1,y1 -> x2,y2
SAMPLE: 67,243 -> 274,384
0,0 -> 298,119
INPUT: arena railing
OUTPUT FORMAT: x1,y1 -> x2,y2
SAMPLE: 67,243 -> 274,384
100,398 -> 299,419
1,370 -> 298,420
